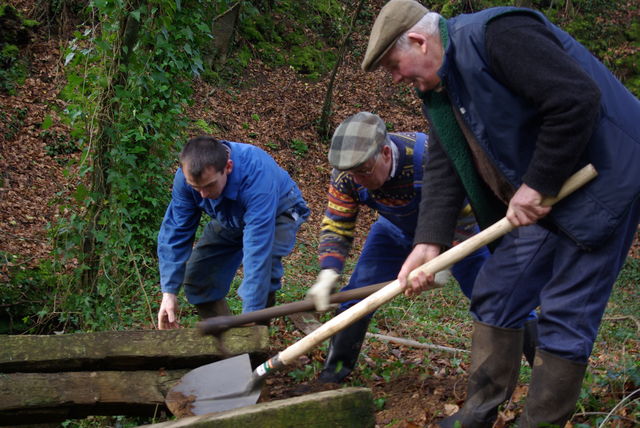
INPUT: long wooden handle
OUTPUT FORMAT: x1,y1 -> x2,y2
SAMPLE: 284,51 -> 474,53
277,164 -> 597,365
197,281 -> 391,335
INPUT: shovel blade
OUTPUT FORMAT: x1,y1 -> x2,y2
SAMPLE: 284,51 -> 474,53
165,353 -> 261,417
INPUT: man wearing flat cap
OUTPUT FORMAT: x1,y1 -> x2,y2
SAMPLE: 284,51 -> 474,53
363,0 -> 640,426
306,111 -> 492,383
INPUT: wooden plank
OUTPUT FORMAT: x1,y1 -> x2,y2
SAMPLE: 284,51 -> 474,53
140,387 -> 375,428
0,370 -> 188,424
0,327 -> 268,372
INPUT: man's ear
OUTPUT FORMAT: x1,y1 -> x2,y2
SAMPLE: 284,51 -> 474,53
407,32 -> 428,53
381,144 -> 392,160
225,159 -> 233,175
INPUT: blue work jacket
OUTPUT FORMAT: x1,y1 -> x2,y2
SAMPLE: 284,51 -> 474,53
438,7 -> 640,249
157,141 -> 306,310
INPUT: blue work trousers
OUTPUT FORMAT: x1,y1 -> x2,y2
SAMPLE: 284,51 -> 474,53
471,197 -> 640,362
182,205 -> 308,311
339,216 -> 490,312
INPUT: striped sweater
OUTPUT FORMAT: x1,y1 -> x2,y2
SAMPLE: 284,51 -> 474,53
319,132 -> 478,272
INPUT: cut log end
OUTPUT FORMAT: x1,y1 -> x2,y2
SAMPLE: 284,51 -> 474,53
165,389 -> 196,418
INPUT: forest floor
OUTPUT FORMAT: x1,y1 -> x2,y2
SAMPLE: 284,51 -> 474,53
1,1 -> 639,427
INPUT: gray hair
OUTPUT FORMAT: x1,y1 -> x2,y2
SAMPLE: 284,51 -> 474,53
395,12 -> 441,51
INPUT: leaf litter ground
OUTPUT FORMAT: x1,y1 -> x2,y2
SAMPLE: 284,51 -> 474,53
1,2 -> 639,426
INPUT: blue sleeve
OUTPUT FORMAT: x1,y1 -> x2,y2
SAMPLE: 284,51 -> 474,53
236,161 -> 282,312
157,169 -> 202,294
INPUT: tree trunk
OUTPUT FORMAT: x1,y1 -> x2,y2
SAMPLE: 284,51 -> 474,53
565,0 -> 575,16
79,1 -> 143,292
317,0 -> 367,139
206,2 -> 241,69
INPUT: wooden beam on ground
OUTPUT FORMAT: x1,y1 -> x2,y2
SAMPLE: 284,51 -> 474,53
139,387 -> 375,428
0,369 -> 188,425
0,327 -> 268,372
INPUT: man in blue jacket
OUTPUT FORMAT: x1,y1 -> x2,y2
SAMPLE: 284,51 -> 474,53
157,136 -> 309,329
362,0 -> 640,426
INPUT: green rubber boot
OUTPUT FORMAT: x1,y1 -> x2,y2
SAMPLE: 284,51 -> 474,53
517,349 -> 587,427
439,321 -> 524,428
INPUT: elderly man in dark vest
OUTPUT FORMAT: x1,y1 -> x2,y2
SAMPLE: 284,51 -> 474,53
362,0 -> 640,426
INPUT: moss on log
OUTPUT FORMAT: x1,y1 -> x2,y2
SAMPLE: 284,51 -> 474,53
141,387 -> 375,428
0,327 -> 268,372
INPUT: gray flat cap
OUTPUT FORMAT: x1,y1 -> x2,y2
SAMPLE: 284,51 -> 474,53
362,0 -> 428,72
329,112 -> 387,170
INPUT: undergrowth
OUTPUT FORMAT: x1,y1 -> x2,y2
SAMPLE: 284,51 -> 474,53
0,3 -> 38,94
1,0 -> 638,425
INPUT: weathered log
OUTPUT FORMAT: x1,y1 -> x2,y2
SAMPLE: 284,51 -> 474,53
140,387 -> 375,428
0,327 -> 268,372
0,370 -> 188,425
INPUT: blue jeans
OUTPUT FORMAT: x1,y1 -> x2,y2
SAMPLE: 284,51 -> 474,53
338,216 -> 490,312
182,203 -> 308,311
471,197 -> 640,362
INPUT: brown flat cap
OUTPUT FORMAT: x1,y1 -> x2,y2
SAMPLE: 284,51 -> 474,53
361,0 -> 427,72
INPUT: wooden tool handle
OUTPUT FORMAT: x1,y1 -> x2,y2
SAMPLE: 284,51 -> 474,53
277,164 -> 597,365
406,163 -> 597,282
197,281 -> 390,335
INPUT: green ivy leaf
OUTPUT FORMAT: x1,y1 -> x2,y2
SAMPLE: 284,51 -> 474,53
73,184 -> 89,203
41,115 -> 53,130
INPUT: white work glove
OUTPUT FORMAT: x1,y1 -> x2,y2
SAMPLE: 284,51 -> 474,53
307,269 -> 340,312
433,269 -> 452,287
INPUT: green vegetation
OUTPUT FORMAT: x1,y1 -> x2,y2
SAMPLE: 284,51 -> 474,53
265,141 -> 279,150
1,106 -> 28,140
1,0 -> 638,425
204,0 -> 347,83
43,0 -> 215,332
0,43 -> 27,94
290,138 -> 310,157
0,3 -> 38,94
0,253 -> 57,334
191,118 -> 218,135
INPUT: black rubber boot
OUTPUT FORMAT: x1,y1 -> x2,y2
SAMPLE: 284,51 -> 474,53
317,315 -> 371,384
517,349 -> 587,428
266,291 -> 276,308
195,298 -> 231,319
439,321 -> 524,428
257,292 -> 277,327
522,318 -> 539,367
